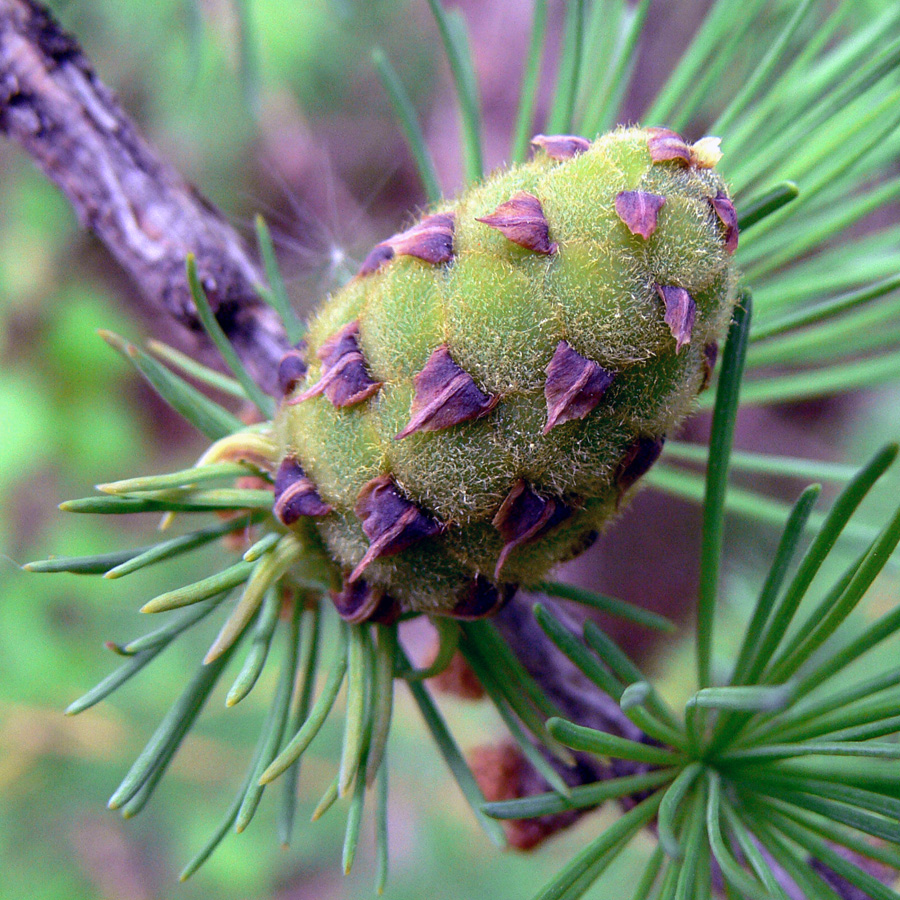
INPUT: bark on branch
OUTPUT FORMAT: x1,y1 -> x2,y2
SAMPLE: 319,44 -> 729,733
0,0 -> 289,392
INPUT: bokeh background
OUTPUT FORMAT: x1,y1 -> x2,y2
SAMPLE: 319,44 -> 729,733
2,1 -> 899,898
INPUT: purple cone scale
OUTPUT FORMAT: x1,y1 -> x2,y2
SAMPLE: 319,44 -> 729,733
273,457 -> 332,525
476,191 -> 558,255
293,321 -> 382,408
396,345 -> 499,440
351,476 -> 445,582
701,342 -> 719,392
332,578 -> 400,624
615,436 -> 666,496
543,341 -> 615,434
656,285 -> 696,352
276,349 -> 307,397
449,577 -> 515,620
359,213 -> 455,276
615,191 -> 667,240
646,128 -> 693,165
710,192 -> 739,253
492,481 -> 571,579
531,133 -> 591,160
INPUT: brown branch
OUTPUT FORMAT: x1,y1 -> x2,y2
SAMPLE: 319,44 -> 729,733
0,0 -> 289,392
496,594 -> 641,744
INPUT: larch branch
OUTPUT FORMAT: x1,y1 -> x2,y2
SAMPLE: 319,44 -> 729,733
0,0 -> 289,392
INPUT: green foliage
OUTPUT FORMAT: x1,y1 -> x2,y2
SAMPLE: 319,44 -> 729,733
499,321 -> 900,899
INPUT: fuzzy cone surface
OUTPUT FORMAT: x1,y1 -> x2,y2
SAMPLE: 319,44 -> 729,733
277,127 -> 738,615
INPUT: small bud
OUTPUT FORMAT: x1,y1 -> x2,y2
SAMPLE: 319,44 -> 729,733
476,191 -> 558,255
469,742 -> 581,850
615,191 -> 666,240
656,285 -> 696,351
351,475 -> 445,581
429,651 -> 485,700
396,344 -> 499,440
293,321 -> 382,408
543,341 -> 614,434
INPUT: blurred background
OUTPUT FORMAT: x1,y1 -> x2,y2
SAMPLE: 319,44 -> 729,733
2,0 -> 899,898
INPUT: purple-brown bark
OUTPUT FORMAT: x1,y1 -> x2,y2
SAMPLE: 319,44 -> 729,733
0,0 -> 289,393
